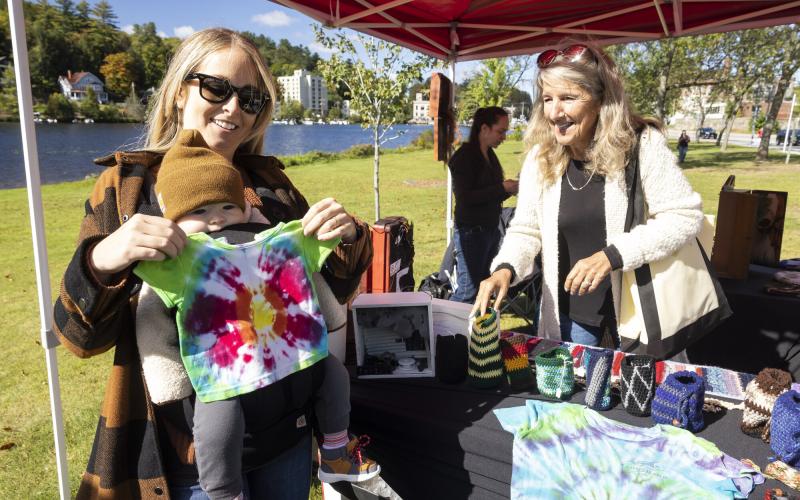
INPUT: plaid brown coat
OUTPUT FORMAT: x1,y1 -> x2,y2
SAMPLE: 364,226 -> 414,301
53,150 -> 372,499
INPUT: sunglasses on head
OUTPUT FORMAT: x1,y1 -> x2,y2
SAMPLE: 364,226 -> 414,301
536,44 -> 594,68
185,72 -> 269,115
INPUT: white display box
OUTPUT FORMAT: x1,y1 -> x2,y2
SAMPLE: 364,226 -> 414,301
352,292 -> 473,379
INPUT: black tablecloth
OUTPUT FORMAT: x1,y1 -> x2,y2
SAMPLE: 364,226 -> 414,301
689,264 -> 800,379
350,376 -> 785,500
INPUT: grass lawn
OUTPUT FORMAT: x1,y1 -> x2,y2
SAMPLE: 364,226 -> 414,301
1,139 -> 798,497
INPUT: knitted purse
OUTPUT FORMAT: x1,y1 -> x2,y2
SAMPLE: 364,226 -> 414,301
467,309 -> 504,389
770,390 -> 800,467
584,348 -> 613,411
652,371 -> 705,432
535,347 -> 574,399
620,354 -> 656,416
500,335 -> 534,390
741,368 -> 793,441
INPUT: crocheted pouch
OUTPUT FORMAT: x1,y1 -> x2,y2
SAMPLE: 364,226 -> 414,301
467,309 -> 503,389
652,371 -> 706,432
584,348 -> 613,410
435,334 -> 468,385
742,368 -> 792,441
535,347 -> 574,399
500,335 -> 534,390
620,354 -> 656,416
770,390 -> 800,467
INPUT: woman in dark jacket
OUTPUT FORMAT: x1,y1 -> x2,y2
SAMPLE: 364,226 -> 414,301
54,28 -> 371,499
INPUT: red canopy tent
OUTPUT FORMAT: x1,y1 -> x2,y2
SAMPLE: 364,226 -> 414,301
270,0 -> 800,61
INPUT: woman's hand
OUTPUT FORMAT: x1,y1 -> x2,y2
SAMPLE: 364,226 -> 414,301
564,250 -> 612,296
302,198 -> 357,243
472,268 -> 513,317
89,214 -> 187,278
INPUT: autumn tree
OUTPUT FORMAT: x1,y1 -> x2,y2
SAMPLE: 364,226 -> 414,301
314,26 -> 432,220
100,51 -> 138,97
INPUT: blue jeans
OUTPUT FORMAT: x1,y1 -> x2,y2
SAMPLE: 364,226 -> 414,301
451,224 -> 501,303
170,434 -> 312,500
559,313 -> 618,348
677,145 -> 688,163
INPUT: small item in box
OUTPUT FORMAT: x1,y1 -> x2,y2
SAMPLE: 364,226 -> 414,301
353,292 -> 435,379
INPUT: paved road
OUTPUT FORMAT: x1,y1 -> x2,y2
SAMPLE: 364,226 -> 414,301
667,129 -> 800,153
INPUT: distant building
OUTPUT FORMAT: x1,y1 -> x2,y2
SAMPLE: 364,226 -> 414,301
277,69 -> 328,115
411,93 -> 431,124
58,71 -> 108,104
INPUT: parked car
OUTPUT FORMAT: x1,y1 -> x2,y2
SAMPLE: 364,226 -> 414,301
697,127 -> 718,139
775,129 -> 800,146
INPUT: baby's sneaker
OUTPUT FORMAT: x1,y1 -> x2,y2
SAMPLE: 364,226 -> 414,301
318,435 -> 381,483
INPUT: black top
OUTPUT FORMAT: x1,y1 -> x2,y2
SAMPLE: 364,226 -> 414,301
449,141 -> 510,227
558,159 -> 615,326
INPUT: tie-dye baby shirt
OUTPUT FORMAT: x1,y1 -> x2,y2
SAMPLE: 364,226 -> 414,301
495,400 -> 761,499
135,220 -> 338,403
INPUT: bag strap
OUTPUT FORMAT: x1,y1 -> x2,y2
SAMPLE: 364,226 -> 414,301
623,132 -> 644,233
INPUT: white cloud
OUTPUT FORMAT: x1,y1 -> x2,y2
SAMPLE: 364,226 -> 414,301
252,11 -> 292,27
121,24 -> 134,35
309,41 -> 338,55
173,26 -> 196,39
158,31 -> 168,38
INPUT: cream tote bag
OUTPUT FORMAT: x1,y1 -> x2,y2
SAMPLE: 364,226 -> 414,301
618,140 -> 731,359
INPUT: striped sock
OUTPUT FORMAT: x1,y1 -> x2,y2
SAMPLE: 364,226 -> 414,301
467,309 -> 503,389
323,430 -> 350,450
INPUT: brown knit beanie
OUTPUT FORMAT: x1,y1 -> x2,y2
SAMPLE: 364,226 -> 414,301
155,129 -> 245,221
741,368 -> 792,441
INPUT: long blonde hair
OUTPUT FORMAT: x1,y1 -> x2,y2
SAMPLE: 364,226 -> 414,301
524,42 -> 660,185
144,28 -> 277,156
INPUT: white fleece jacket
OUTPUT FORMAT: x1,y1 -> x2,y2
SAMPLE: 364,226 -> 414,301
491,127 -> 703,340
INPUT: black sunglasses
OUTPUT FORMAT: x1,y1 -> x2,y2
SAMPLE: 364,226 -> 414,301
185,72 -> 269,115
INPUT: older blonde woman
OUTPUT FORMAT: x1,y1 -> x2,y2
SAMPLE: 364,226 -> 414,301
54,28 -> 371,499
474,43 -> 703,347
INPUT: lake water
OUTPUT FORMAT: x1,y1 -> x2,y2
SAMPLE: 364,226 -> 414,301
0,122 -> 441,189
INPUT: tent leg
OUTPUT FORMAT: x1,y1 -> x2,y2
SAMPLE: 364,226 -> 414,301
8,0 -> 70,497
446,58 -> 456,246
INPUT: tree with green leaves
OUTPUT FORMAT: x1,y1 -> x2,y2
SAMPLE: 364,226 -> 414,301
79,86 -> 100,119
123,84 -> 144,122
0,63 -> 18,119
457,57 -> 531,122
277,100 -> 304,124
755,26 -> 800,161
129,23 -> 173,91
45,92 -> 73,121
314,26 -> 431,220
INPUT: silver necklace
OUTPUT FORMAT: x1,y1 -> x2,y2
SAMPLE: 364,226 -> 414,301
565,163 -> 594,191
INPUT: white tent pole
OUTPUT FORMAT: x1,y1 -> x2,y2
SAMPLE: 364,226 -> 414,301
782,92 -> 795,153
445,58 -> 456,246
7,0 -> 70,497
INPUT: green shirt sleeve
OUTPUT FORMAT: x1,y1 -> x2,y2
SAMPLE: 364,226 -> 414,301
302,229 -> 340,273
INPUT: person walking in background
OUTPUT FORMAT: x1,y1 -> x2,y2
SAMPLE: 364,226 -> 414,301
473,42 -> 703,347
449,106 -> 519,303
678,129 -> 690,163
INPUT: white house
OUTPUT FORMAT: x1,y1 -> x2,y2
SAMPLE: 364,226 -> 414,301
277,69 -> 328,115
411,92 -> 431,124
58,71 -> 108,104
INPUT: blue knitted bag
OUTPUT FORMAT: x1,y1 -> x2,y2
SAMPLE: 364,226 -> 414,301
652,371 -> 705,432
584,348 -> 613,410
770,390 -> 800,467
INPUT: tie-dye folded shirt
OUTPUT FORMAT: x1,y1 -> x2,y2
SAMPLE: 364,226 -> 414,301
135,220 -> 338,403
495,400 -> 762,499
